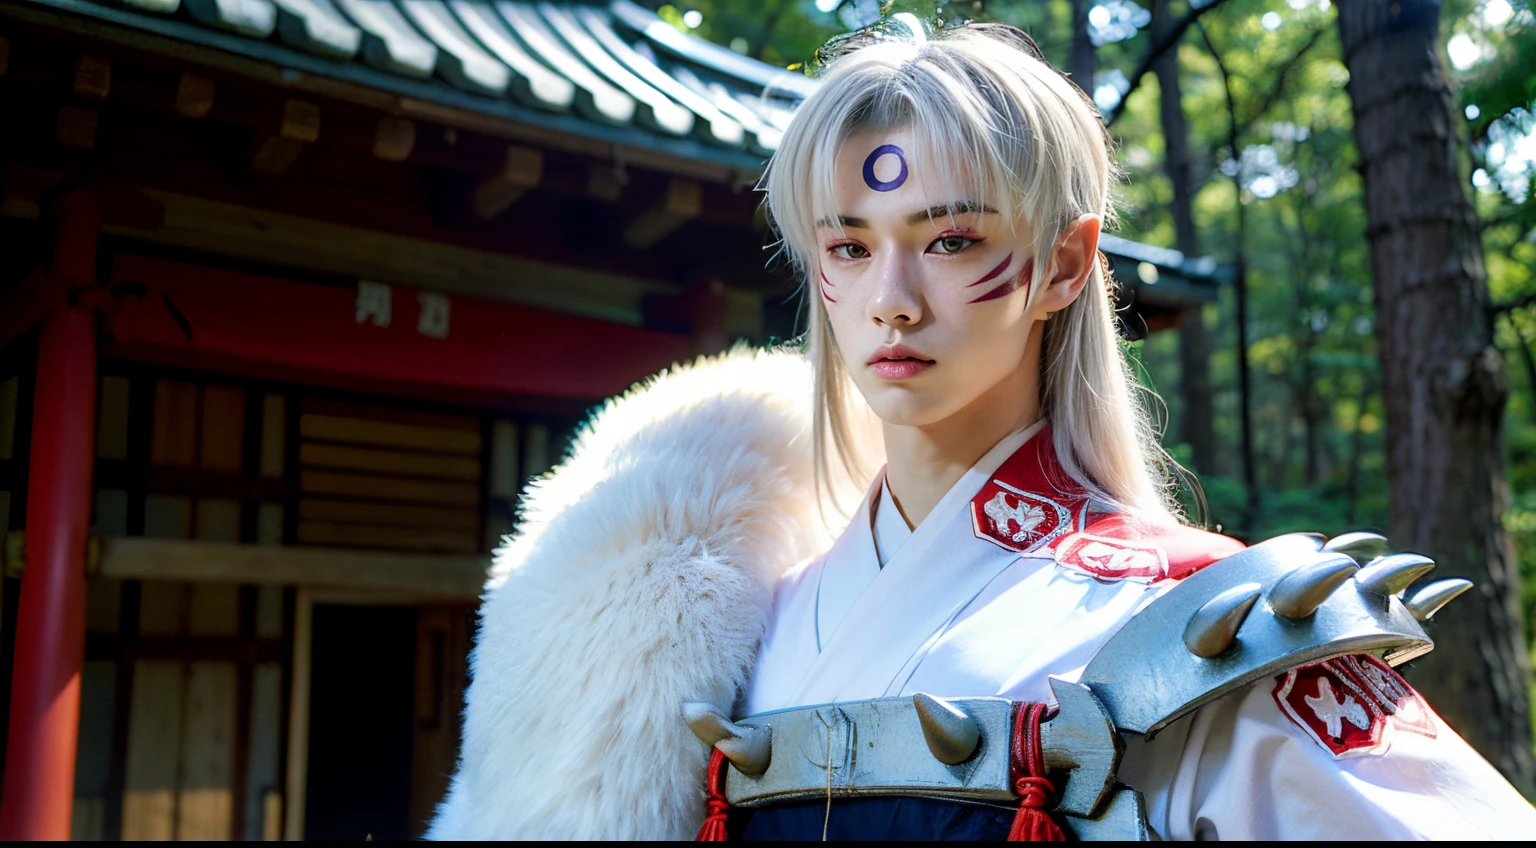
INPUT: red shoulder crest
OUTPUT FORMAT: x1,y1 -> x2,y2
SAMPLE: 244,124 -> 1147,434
1054,534 -> 1169,581
1051,514 -> 1244,583
1272,655 -> 1436,758
970,426 -> 1089,554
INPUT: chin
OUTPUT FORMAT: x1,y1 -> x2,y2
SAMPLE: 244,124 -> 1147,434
860,384 -> 965,428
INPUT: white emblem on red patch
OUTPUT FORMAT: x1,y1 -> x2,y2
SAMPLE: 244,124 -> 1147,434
1274,661 -> 1386,757
1054,534 -> 1169,582
971,482 -> 1076,553
1273,656 -> 1436,758
1338,654 -> 1437,739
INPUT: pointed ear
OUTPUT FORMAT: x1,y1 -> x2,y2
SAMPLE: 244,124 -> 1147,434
1037,214 -> 1102,314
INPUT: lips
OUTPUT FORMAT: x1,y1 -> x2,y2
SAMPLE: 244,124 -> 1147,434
867,344 -> 935,380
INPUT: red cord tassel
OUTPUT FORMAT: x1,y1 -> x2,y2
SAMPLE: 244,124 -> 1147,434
695,748 -> 731,841
1008,702 -> 1066,841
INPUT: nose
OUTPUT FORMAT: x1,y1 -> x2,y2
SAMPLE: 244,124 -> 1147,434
867,255 -> 925,328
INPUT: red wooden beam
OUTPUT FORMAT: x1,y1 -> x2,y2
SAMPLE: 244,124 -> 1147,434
0,190 -> 100,841
102,256 -> 692,401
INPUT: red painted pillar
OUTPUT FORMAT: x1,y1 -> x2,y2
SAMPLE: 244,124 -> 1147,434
0,190 -> 100,840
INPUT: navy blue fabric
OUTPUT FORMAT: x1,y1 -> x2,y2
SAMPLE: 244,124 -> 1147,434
730,796 -> 1018,841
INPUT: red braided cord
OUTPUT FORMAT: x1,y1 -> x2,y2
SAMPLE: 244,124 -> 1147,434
1008,702 -> 1066,841
695,748 -> 731,841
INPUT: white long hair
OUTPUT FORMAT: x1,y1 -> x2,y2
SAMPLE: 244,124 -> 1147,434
762,21 -> 1179,523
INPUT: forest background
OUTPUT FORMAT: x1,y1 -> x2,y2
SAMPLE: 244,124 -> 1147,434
637,0 -> 1536,794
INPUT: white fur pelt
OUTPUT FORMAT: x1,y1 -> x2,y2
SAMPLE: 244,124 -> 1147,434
426,347 -> 838,840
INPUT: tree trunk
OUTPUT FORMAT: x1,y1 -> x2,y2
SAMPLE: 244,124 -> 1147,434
1153,0 -> 1216,474
1069,0 -> 1096,99
1336,0 -> 1534,793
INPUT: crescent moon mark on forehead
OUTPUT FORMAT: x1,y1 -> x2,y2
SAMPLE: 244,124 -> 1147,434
967,262 -> 1033,304
819,269 -> 838,303
965,253 -> 1014,288
862,144 -> 909,192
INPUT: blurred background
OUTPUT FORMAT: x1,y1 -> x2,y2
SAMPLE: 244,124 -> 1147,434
0,0 -> 1530,840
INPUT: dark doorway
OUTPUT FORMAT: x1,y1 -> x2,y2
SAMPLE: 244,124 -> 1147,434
304,604 -> 417,841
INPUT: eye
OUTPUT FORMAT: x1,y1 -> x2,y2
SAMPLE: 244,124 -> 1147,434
928,234 -> 979,255
831,243 -> 870,260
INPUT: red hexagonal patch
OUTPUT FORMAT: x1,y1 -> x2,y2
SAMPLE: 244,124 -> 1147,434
1273,655 -> 1436,759
969,426 -> 1088,554
971,484 -> 1079,554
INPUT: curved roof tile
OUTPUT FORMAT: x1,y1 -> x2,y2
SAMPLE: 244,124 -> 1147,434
26,0 -> 803,169
540,3 -> 692,137
574,6 -> 743,148
607,0 -> 814,99
495,1 -> 633,126
123,0 -> 182,12
333,0 -> 439,78
271,0 -> 362,60
184,0 -> 277,38
672,64 -> 778,155
448,0 -> 575,110
397,0 -> 511,95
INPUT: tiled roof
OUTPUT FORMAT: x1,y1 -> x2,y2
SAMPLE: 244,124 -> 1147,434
19,0 -> 811,170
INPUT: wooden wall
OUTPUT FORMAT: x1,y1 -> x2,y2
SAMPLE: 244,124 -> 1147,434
70,363 -> 556,840
82,374 -> 290,841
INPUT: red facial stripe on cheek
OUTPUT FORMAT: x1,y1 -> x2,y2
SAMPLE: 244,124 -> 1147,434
819,269 -> 838,303
967,261 -> 1033,304
966,253 -> 1014,288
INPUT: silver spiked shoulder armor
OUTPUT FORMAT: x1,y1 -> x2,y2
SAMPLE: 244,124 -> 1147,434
1078,530 -> 1468,738
682,532 -> 1473,840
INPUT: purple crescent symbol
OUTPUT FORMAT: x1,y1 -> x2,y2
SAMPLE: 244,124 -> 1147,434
862,144 -> 908,192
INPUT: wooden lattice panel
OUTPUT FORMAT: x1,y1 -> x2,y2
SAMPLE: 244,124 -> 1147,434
296,401 -> 484,554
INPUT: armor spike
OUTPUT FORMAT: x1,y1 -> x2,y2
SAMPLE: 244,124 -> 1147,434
1268,554 -> 1358,619
912,692 -> 982,765
1404,578 -> 1474,621
1356,553 -> 1435,597
681,702 -> 772,776
1287,531 -> 1328,549
1322,532 -> 1390,562
1183,583 -> 1263,658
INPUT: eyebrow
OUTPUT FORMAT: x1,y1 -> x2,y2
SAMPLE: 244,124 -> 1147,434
814,201 -> 998,230
815,215 -> 868,229
904,201 -> 998,225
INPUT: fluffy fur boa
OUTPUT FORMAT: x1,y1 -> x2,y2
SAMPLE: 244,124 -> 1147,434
426,348 -> 840,840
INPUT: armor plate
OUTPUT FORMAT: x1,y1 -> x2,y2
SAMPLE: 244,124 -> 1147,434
684,532 -> 1468,840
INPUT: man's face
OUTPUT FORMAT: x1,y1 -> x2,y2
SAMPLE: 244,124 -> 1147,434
818,128 -> 1051,427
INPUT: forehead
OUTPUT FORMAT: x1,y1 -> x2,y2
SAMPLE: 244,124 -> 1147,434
828,129 -> 992,220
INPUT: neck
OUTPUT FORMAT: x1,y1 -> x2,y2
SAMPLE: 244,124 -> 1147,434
882,332 -> 1045,529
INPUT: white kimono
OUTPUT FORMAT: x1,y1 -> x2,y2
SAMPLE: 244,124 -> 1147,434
744,422 -> 1536,840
